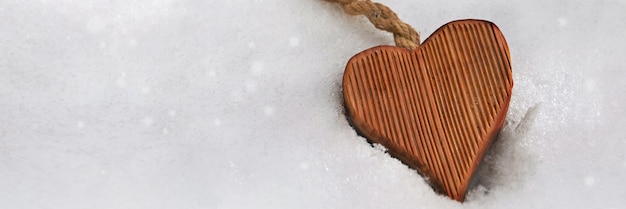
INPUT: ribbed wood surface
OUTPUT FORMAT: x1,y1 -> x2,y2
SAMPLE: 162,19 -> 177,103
342,20 -> 513,201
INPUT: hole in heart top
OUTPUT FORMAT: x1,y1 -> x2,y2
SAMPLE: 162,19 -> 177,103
342,19 -> 513,201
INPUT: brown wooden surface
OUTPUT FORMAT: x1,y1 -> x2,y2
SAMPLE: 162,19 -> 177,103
342,19 -> 513,201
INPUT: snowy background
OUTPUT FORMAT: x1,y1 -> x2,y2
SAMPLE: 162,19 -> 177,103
1,0 -> 625,208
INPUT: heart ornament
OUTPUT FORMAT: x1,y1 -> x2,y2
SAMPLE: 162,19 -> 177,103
342,19 -> 513,201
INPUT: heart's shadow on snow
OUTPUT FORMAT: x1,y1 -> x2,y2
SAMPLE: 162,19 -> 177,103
466,103 -> 541,201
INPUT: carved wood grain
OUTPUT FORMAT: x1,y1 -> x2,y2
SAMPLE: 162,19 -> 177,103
342,19 -> 513,201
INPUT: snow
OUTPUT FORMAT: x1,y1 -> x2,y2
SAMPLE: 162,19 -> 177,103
0,0 -> 625,208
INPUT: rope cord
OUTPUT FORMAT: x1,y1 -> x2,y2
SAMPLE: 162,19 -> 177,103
327,0 -> 420,49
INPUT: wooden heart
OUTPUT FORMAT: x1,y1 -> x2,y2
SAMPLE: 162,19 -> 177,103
342,19 -> 513,201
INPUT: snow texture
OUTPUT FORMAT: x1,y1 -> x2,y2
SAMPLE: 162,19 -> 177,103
1,0 -> 625,208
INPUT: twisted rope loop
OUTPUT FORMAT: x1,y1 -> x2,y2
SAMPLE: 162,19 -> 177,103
327,0 -> 420,50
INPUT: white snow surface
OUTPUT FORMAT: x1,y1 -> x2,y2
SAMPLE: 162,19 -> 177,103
1,0 -> 625,208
